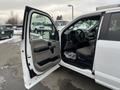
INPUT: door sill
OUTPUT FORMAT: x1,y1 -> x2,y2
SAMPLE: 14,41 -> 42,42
60,60 -> 94,79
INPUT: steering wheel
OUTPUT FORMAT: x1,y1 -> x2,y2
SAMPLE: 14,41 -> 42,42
76,29 -> 88,43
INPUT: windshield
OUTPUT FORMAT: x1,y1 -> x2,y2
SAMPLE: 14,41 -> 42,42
73,20 -> 98,31
55,21 -> 68,26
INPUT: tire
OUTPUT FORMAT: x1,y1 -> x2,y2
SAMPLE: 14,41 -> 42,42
9,34 -> 13,38
35,30 -> 38,34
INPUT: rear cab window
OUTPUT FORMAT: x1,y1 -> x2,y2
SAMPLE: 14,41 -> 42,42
99,12 -> 120,41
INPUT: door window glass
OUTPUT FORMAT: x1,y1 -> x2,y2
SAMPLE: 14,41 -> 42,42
109,13 -> 120,32
30,13 -> 56,40
104,13 -> 120,41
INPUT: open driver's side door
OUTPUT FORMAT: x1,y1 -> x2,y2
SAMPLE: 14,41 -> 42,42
21,6 -> 61,89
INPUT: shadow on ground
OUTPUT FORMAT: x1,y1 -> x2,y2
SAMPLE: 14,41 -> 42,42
58,79 -> 82,90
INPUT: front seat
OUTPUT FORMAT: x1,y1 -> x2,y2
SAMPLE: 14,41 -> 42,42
76,40 -> 95,61
64,31 -> 78,51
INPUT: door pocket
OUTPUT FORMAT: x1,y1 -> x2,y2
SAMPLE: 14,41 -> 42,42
37,55 -> 60,66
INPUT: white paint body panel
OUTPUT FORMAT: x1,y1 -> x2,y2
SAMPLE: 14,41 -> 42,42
94,40 -> 120,90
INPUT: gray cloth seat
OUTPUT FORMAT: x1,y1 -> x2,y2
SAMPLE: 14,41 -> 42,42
76,40 -> 95,60
76,46 -> 92,56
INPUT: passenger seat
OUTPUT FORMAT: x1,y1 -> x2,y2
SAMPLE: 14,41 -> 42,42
76,40 -> 95,61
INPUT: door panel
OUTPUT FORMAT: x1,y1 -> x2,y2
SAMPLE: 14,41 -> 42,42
21,6 -> 60,89
30,39 -> 60,72
94,40 -> 120,90
94,13 -> 120,90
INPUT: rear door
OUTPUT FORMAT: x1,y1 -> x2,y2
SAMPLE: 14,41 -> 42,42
94,12 -> 120,90
21,6 -> 61,89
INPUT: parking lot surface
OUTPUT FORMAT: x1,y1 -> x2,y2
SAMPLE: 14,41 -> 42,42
0,36 -> 110,90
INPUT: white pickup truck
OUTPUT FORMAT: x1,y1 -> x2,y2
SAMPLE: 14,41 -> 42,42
21,4 -> 120,90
